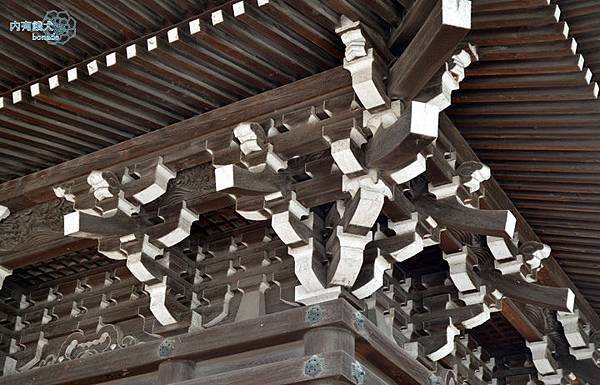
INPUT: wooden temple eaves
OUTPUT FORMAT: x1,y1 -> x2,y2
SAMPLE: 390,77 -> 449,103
0,1 -> 600,385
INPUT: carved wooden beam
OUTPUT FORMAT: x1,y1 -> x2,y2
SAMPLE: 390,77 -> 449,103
479,271 -> 574,313
0,300 -> 437,385
0,66 -> 353,212
413,193 -> 516,239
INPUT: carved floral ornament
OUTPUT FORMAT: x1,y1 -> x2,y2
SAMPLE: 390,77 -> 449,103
2,320 -> 139,375
48,13 -> 598,384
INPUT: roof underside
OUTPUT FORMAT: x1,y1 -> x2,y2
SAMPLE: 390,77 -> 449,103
0,0 -> 598,316
449,0 -> 600,314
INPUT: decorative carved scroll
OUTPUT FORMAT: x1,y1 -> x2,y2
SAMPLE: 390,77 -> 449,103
0,199 -> 71,252
34,321 -> 139,369
416,44 -> 478,111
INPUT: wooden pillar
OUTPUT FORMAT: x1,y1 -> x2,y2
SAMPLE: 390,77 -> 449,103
303,326 -> 355,356
158,360 -> 195,385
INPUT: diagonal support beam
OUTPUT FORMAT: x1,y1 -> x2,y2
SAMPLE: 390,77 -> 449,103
387,0 -> 471,101
413,195 -> 516,238
479,271 -> 574,313
366,101 -> 438,171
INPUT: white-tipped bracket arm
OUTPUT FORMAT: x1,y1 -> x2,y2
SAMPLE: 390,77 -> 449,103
443,247 -> 478,293
336,16 -> 387,110
0,205 -> 9,222
341,174 -> 392,236
366,101 -> 439,171
146,277 -> 177,325
427,322 -> 460,361
127,157 -> 176,205
327,226 -> 372,287
148,202 -> 198,248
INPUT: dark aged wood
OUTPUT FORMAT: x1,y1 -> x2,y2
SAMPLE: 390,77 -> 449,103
179,351 -> 388,385
2,2 -> 600,385
439,113 -> 600,330
479,271 -> 573,313
158,360 -> 195,385
412,194 -> 515,238
388,0 -> 437,54
365,101 -> 437,170
500,298 -> 544,342
0,300 -> 432,385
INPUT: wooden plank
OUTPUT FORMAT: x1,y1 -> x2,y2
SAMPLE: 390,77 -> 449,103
472,0 -> 551,13
387,0 -> 471,100
158,360 -> 195,385
472,4 -> 560,29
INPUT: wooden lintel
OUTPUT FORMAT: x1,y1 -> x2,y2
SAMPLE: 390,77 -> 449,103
178,351 -> 384,385
0,299 -> 431,385
387,0 -> 471,101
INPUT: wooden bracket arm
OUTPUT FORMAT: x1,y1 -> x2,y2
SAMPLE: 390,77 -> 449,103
366,101 -> 439,171
413,194 -> 516,238
479,270 -> 574,313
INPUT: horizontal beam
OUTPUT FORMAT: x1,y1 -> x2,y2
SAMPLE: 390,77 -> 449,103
0,299 -> 432,385
0,67 -> 352,211
179,351 -> 384,385
387,0 -> 471,100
